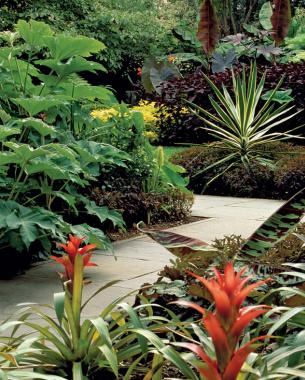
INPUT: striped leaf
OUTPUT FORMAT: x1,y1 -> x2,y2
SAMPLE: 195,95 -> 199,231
139,227 -> 217,259
240,186 -> 305,257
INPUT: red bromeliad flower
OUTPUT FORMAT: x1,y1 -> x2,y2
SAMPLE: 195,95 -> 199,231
137,67 -> 142,76
175,263 -> 271,380
51,235 -> 97,280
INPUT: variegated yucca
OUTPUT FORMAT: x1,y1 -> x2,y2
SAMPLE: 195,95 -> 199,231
191,63 -> 302,189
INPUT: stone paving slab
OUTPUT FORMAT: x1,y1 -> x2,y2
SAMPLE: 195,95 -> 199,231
0,195 -> 288,320
192,195 -> 283,220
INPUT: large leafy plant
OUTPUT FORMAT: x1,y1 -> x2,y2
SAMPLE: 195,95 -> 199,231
0,20 -> 127,269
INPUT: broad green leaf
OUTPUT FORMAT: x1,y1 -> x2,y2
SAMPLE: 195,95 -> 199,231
59,83 -> 114,102
70,224 -> 111,250
162,164 -> 189,189
16,20 -> 53,46
11,97 -> 67,116
0,152 -> 20,165
259,2 -> 273,30
212,49 -> 236,73
5,211 -> 38,249
0,126 -> 20,140
82,199 -> 123,228
243,23 -> 259,35
16,118 -> 56,137
0,109 -> 11,124
25,162 -> 69,180
261,89 -> 293,104
43,35 -> 105,60
36,56 -> 106,78
4,143 -> 47,162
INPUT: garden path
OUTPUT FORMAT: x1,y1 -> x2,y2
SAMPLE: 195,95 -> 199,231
0,196 -> 285,320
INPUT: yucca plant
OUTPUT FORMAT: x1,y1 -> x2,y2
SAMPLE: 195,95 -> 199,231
191,62 -> 303,190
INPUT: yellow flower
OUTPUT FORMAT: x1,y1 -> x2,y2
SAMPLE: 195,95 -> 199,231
143,131 -> 158,141
168,55 -> 175,63
91,108 -> 119,121
131,101 -> 158,126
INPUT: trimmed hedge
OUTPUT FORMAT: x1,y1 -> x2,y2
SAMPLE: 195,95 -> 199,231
171,142 -> 305,199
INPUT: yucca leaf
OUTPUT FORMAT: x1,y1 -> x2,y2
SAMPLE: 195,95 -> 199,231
240,186 -> 305,257
267,307 -> 305,335
267,345 -> 305,366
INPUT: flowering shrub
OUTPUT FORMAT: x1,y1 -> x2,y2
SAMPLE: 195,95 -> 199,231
92,101 -> 160,142
175,263 -> 271,379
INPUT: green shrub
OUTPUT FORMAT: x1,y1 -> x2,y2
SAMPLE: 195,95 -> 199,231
275,154 -> 305,198
0,20 -> 128,275
0,0 -> 196,75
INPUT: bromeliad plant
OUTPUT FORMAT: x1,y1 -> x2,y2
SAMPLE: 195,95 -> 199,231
51,235 -> 97,282
174,263 -> 271,379
191,62 -> 302,190
0,235 -> 199,380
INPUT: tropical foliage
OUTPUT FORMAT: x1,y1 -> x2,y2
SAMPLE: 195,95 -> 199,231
0,20 -> 131,272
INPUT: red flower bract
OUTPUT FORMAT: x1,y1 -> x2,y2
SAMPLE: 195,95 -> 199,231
51,235 -> 97,280
175,262 -> 271,380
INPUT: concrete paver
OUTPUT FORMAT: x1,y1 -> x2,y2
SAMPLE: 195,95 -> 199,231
0,195 -> 286,319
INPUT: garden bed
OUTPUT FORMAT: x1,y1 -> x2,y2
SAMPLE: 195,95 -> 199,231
171,142 -> 305,199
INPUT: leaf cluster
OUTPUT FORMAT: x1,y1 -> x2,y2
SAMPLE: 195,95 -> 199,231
0,20 -> 128,269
